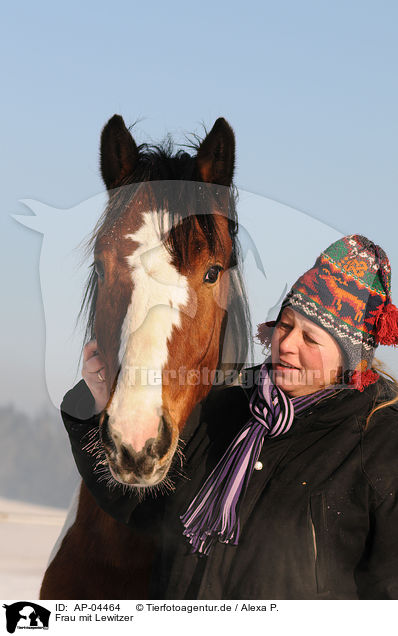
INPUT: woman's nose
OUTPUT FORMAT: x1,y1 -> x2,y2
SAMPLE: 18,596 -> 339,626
279,328 -> 300,352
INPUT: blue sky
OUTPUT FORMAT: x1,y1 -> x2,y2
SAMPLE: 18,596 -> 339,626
2,0 -> 398,412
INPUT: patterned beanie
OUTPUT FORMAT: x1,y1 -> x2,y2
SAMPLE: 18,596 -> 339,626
257,235 -> 398,391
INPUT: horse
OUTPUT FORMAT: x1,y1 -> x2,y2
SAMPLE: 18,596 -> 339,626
40,114 -> 250,599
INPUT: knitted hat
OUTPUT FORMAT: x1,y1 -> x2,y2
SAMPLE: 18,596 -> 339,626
257,235 -> 398,391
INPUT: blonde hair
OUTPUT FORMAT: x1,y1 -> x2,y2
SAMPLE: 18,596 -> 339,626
365,358 -> 398,429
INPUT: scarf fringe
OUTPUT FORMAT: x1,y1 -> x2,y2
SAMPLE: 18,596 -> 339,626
181,422 -> 265,554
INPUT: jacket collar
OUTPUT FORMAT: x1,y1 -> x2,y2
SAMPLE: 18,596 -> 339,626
239,365 -> 387,428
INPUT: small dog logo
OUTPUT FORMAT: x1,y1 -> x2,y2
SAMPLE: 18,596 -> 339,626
2,602 -> 50,633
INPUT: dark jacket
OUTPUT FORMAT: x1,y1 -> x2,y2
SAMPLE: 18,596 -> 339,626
61,373 -> 398,599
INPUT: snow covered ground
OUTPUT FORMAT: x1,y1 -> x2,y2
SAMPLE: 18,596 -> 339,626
0,497 -> 67,599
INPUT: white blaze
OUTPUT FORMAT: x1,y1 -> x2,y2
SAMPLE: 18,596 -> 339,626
107,211 -> 189,452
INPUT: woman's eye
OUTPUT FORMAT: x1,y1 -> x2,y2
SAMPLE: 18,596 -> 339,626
203,265 -> 223,284
304,334 -> 318,345
278,322 -> 292,330
94,261 -> 105,281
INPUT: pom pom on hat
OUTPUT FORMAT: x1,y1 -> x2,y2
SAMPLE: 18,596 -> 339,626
348,368 -> 380,392
374,301 -> 398,346
256,321 -> 276,347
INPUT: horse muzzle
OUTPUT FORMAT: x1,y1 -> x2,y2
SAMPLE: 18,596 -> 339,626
100,413 -> 176,486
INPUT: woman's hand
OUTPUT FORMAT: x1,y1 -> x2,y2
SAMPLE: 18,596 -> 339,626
82,340 -> 109,414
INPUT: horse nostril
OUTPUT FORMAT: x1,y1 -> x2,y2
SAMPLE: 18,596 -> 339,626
146,439 -> 156,458
153,416 -> 172,458
121,444 -> 133,465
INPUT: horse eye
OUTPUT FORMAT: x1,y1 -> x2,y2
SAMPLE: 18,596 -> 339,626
204,265 -> 223,284
94,261 -> 105,281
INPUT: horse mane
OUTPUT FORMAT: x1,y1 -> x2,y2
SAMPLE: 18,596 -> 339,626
78,135 -> 252,376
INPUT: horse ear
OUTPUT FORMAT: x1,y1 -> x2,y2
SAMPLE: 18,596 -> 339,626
100,115 -> 139,190
196,118 -> 235,186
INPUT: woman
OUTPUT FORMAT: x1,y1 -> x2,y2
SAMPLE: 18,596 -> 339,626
61,234 -> 398,599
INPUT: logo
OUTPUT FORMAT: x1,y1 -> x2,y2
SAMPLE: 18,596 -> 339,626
2,603 -> 50,633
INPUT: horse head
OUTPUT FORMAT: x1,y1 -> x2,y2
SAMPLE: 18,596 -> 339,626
85,115 -> 249,489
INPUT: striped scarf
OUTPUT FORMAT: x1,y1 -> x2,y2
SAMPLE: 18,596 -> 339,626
181,362 -> 335,555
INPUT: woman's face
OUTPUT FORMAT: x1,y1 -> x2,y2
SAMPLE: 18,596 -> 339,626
271,307 -> 343,397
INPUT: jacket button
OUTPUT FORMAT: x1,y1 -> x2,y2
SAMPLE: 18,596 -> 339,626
254,461 -> 263,471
